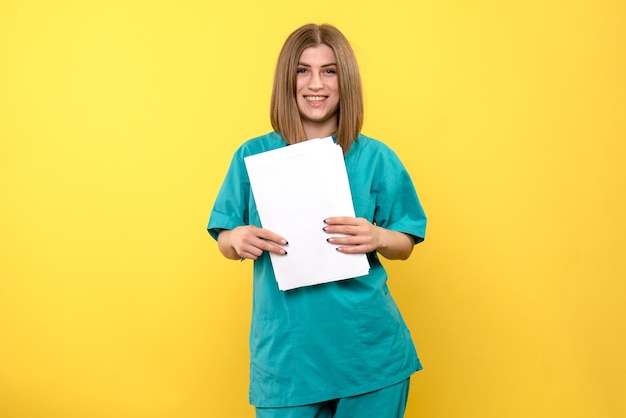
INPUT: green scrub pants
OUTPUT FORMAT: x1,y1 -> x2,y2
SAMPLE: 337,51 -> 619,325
255,378 -> 411,418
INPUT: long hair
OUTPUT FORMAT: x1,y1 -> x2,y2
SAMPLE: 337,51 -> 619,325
270,24 -> 363,153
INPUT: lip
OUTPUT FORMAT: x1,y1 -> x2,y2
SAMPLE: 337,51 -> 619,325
303,95 -> 328,107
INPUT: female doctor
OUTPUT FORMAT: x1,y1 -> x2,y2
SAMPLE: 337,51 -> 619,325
207,23 -> 427,418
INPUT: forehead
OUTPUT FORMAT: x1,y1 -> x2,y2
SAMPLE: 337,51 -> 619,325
298,44 -> 337,64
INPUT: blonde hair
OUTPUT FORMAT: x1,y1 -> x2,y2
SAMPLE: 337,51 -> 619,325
270,24 -> 363,153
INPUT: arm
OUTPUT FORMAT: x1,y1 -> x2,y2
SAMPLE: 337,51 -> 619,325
322,216 -> 415,260
217,226 -> 288,261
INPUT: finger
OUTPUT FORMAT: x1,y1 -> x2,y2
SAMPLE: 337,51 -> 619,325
237,227 -> 286,247
255,228 -> 288,245
244,235 -> 287,256
239,243 -> 264,259
323,224 -> 363,236
335,243 -> 375,254
259,240 -> 288,255
328,234 -> 371,246
323,216 -> 358,226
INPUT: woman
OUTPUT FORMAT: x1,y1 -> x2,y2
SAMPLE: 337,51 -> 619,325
208,23 -> 427,418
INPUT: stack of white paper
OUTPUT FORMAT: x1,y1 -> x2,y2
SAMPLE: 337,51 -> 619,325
244,137 -> 370,291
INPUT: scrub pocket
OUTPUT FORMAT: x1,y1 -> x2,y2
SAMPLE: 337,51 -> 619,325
357,293 -> 408,373
250,310 -> 295,382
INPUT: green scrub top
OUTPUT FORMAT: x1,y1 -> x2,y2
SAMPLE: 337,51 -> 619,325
208,132 -> 427,408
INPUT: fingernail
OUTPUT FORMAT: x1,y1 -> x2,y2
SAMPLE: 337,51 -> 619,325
323,218 -> 329,224
322,226 -> 328,231
282,240 -> 288,245
326,238 -> 332,242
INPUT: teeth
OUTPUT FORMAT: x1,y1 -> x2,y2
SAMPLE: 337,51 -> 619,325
305,96 -> 326,102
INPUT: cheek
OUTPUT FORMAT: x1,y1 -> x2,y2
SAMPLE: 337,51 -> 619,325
331,83 -> 340,102
330,81 -> 340,96
295,78 -> 307,92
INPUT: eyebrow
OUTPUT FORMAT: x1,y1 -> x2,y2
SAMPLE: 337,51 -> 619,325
297,62 -> 337,67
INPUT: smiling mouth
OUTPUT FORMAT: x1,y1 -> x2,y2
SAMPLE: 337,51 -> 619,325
304,96 -> 327,102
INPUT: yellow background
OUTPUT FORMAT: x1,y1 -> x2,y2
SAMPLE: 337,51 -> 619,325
1,1 -> 624,417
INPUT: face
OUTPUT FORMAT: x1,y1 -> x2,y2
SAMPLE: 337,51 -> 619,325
295,44 -> 340,138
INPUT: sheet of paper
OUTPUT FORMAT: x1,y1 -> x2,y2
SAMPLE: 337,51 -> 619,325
244,137 -> 370,291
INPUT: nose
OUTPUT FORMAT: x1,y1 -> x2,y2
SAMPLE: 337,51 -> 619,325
308,73 -> 323,90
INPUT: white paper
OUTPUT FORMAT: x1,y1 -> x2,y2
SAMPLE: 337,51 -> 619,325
244,137 -> 370,290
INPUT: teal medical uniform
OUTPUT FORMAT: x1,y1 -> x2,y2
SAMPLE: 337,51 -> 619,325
208,132 -> 426,408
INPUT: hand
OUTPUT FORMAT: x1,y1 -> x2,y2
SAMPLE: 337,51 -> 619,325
322,216 -> 381,254
219,226 -> 288,261
323,216 -> 415,260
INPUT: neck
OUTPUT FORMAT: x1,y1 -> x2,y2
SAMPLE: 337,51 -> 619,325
302,118 -> 338,140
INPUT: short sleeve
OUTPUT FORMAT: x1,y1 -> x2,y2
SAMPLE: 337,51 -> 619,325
207,151 -> 250,240
374,150 -> 426,244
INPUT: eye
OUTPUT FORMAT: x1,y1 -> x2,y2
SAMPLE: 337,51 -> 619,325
324,68 -> 336,74
296,67 -> 308,74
